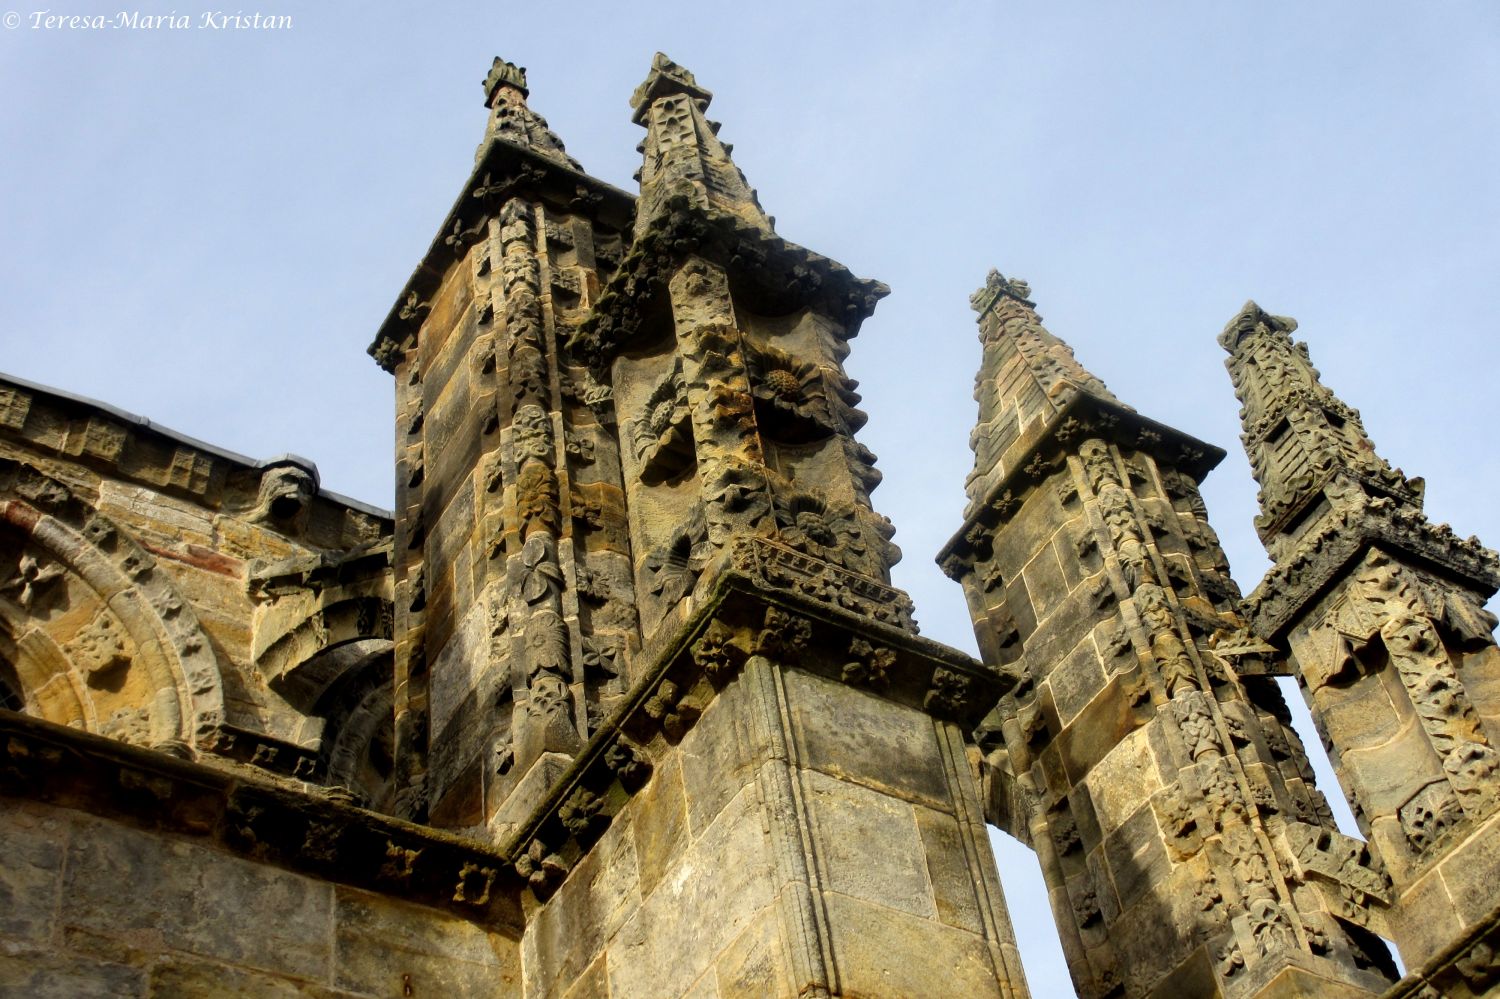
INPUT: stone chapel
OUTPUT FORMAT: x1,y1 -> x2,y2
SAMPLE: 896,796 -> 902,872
1,53 -> 1497,999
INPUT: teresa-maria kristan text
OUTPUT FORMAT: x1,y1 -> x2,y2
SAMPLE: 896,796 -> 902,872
26,11 -> 293,29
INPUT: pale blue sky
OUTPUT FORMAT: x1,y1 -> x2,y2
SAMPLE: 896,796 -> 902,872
4,2 -> 1498,992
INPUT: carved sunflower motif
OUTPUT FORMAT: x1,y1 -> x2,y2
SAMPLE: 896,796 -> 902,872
773,493 -> 867,571
630,362 -> 695,483
746,344 -> 833,443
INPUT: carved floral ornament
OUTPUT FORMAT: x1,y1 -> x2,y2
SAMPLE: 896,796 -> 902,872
744,341 -> 840,442
0,551 -> 65,610
642,506 -> 709,606
630,360 -> 694,483
772,492 -> 868,572
704,459 -> 771,536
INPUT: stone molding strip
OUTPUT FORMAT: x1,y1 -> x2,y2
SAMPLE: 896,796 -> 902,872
0,709 -> 525,932
0,370 -> 392,522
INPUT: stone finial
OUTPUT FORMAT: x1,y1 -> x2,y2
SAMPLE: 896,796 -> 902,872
969,269 -> 1035,316
483,58 -> 529,105
1221,302 -> 1429,550
630,52 -> 713,123
1218,299 -> 1296,352
475,57 -> 581,170
629,53 -> 768,236
960,272 -> 1128,513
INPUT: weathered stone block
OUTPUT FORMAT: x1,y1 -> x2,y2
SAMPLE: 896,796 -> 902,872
1084,728 -> 1161,838
631,751 -> 690,900
713,904 -> 789,998
559,953 -> 610,999
1440,810 -> 1500,926
1021,544 -> 1070,624
679,680 -> 762,837
804,768 -> 934,920
60,819 -> 333,981
1382,865 -> 1460,970
524,811 -> 640,996
148,958 -> 352,998
821,890 -> 1006,998
1101,802 -> 1170,912
429,600 -> 494,739
1047,638 -> 1107,727
1309,674 -> 1404,747
0,945 -> 146,999
607,784 -> 773,999
1064,683 -> 1155,794
333,888 -> 516,997
916,804 -> 986,933
0,804 -> 66,943
785,669 -> 951,812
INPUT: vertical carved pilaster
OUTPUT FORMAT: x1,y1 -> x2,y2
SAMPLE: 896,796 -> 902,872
1226,302 -> 1500,970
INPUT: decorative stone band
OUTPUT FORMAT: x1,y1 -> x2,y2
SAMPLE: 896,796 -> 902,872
566,193 -> 888,375
0,378 -> 390,525
937,391 -> 1224,583
500,570 -> 1005,901
1243,502 -> 1500,641
1252,460 -> 1420,543
200,723 -> 321,781
727,535 -> 916,631
0,459 -> 226,747
0,710 -> 524,931
366,138 -> 634,373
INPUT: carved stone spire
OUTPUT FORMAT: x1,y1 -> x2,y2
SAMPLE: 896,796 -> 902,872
629,52 -> 770,238
1221,301 -> 1423,560
1226,303 -> 1500,975
477,57 -> 582,170
943,275 -> 1396,999
964,269 -> 1127,519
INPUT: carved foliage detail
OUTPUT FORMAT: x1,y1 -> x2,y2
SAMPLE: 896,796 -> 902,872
841,638 -> 895,690
630,360 -> 694,484
773,492 -> 869,573
643,507 -> 709,607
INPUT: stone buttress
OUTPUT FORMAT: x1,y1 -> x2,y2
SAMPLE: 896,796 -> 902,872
1223,302 -> 1500,980
499,54 -> 1032,998
367,59 -> 638,831
939,273 -> 1397,998
365,54 -> 1035,997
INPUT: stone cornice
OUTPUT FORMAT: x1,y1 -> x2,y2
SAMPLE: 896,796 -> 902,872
0,709 -> 525,931
0,371 -> 391,528
1253,464 -> 1419,544
502,543 -> 1004,900
566,194 -> 889,374
366,139 -> 636,373
1244,503 -> 1500,640
938,392 -> 1225,579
